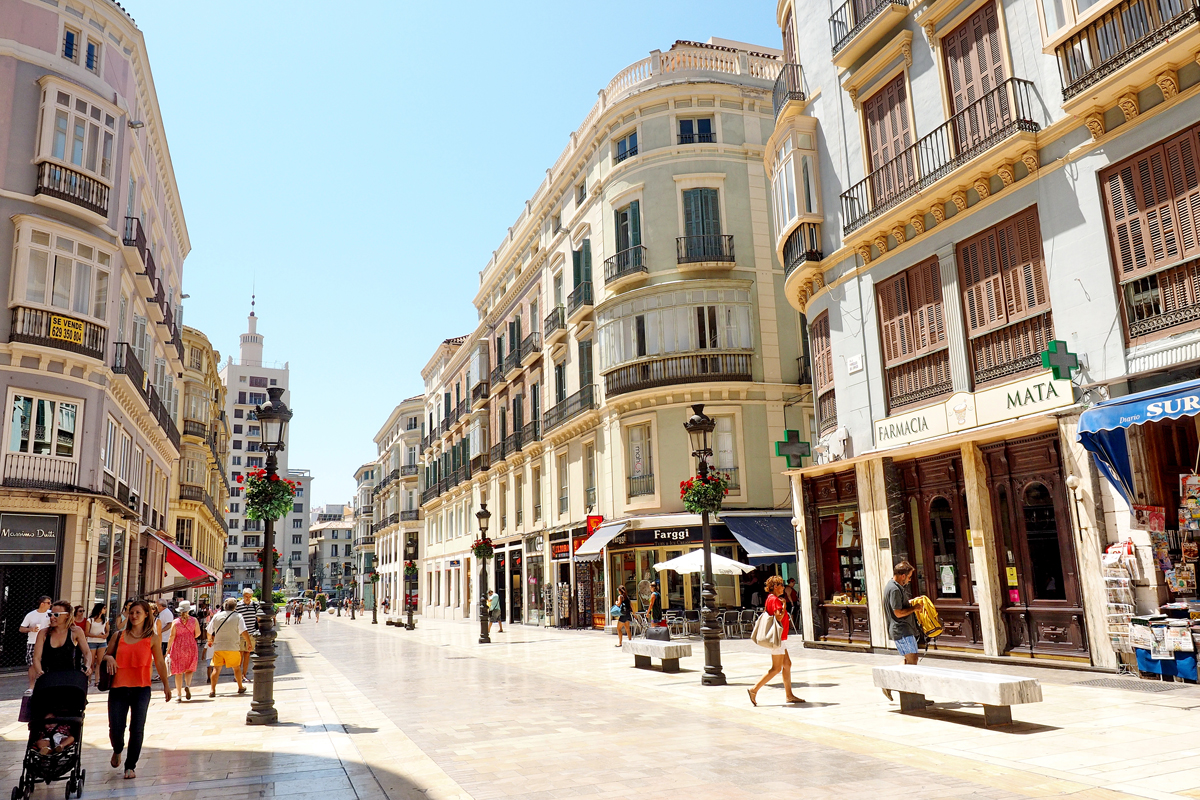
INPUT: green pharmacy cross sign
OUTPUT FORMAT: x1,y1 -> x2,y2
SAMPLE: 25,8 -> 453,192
775,430 -> 811,468
1040,340 -> 1079,381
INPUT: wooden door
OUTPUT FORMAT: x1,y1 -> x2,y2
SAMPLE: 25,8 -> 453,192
863,73 -> 915,206
944,1 -> 1009,152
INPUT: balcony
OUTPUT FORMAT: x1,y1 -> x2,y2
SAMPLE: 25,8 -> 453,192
829,0 -> 910,69
1124,262 -> 1200,340
818,390 -> 838,436
147,279 -> 166,324
471,380 -> 490,408
490,364 -> 506,393
2,453 -> 79,492
470,452 -> 491,473
520,331 -> 542,366
558,494 -> 569,516
439,417 -> 451,436
112,343 -> 147,399
11,306 -> 106,361
714,466 -> 740,490
400,464 -> 419,478
400,509 -> 420,522
504,431 -> 523,457
543,384 -> 597,432
886,349 -> 953,412
455,399 -> 468,421
604,245 -> 649,290
840,78 -> 1040,236
545,305 -> 568,345
522,419 -> 541,446
676,234 -> 735,267
147,385 -> 181,450
772,63 -> 806,120
628,474 -> 655,498
179,483 -> 223,526
35,162 -> 109,218
567,282 -> 594,324
604,352 -> 753,397
183,419 -> 207,440
782,224 -> 823,280
503,348 -> 522,380
678,132 -> 716,145
1057,0 -> 1199,103
420,484 -> 440,504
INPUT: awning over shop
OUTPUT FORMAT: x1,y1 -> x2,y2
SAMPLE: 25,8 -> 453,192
143,532 -> 219,595
722,515 -> 797,566
574,521 -> 629,556
1077,376 -> 1200,504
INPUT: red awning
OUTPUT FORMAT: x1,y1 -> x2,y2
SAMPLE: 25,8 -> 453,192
152,532 -> 217,583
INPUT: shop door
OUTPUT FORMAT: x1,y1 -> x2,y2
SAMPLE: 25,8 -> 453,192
0,565 -> 57,668
510,552 -> 522,624
493,552 -> 506,624
985,434 -> 1087,656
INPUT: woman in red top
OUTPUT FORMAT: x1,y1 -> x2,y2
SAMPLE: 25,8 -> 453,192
748,575 -> 803,706
99,600 -> 170,779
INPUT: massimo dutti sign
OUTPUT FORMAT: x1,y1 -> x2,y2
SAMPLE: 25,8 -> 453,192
0,514 -> 60,564
874,371 -> 1074,450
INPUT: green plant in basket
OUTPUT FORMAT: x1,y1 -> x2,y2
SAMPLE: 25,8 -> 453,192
240,467 -> 297,521
679,472 -> 731,515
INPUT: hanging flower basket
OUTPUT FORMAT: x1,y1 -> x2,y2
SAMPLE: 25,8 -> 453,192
368,569 -> 379,583
403,560 -> 419,577
256,547 -> 282,575
471,537 -> 494,560
680,472 -> 731,515
240,467 -> 298,521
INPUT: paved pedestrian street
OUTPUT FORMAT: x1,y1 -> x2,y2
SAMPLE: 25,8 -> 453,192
4,617 -> 1200,800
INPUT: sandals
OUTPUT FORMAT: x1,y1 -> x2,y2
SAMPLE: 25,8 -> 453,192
237,686 -> 247,694
185,687 -> 191,700
124,769 -> 135,780
209,690 -> 216,698
747,690 -> 757,707
786,695 -> 805,704
111,752 -> 120,768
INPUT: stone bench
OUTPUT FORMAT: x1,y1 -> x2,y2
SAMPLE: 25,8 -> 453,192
622,640 -> 693,673
872,665 -> 1042,726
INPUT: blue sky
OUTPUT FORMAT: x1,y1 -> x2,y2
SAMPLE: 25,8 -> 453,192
136,1 -> 782,506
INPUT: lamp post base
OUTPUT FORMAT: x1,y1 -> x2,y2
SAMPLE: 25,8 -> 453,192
246,605 -> 278,725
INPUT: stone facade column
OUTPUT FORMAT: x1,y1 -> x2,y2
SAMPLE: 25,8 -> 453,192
937,244 -> 972,393
789,473 -> 817,642
960,442 -> 1005,656
855,458 -> 890,648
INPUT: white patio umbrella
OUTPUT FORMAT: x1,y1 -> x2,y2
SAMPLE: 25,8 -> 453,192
653,548 -> 755,576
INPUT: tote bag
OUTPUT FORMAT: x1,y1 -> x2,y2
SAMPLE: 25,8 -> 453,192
96,634 -> 120,692
750,612 -> 782,650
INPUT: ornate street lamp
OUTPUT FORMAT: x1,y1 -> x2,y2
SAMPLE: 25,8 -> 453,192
683,403 -> 725,687
247,386 -> 292,725
351,564 -> 358,620
476,504 -> 492,644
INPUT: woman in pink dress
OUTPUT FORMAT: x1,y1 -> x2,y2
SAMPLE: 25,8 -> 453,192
168,600 -> 199,701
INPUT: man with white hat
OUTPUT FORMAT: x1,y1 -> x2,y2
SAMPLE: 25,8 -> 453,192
234,588 -> 259,684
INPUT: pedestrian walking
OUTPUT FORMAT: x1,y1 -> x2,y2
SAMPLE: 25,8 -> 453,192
32,600 -> 92,680
647,581 -> 663,625
748,575 -> 803,706
114,600 -> 131,633
234,589 -> 259,684
614,586 -> 632,646
20,596 -> 52,690
85,603 -> 109,686
882,561 -> 925,701
284,603 -> 292,625
168,601 -> 199,702
99,599 -> 171,780
154,599 -> 174,660
488,591 -> 503,633
207,598 -> 251,697
72,605 -> 87,632
784,578 -> 801,634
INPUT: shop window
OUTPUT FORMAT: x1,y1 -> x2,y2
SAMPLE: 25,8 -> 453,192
1023,483 -> 1066,601
928,497 -> 960,598
819,510 -> 863,601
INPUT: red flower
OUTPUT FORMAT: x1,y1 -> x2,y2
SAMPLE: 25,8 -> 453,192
270,474 -> 279,481
236,475 -> 243,483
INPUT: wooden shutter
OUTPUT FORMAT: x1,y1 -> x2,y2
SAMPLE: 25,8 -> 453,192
581,238 -> 592,282
863,74 -> 915,203
572,247 -> 582,286
1102,127 -> 1200,282
683,189 -> 701,237
908,257 -> 946,353
997,208 -> 1049,322
811,312 -> 834,392
699,188 -> 721,236
782,10 -> 796,64
629,200 -> 641,247
944,1 -> 1008,151
958,224 -> 1007,336
877,272 -> 914,366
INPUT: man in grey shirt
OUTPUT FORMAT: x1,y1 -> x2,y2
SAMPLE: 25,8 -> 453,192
882,561 -> 924,698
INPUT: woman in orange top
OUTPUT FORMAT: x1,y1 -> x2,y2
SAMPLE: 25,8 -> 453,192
99,600 -> 170,779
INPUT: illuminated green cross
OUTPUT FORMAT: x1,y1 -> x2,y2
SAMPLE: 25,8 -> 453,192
1040,340 -> 1079,381
775,430 -> 811,468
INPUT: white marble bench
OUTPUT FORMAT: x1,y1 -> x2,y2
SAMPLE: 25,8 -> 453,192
622,640 -> 693,673
872,665 -> 1042,726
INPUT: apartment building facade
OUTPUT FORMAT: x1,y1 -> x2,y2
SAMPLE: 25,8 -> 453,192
773,0 -> 1200,668
371,397 -> 423,615
352,462 -> 375,604
219,312 -> 311,596
308,507 -> 352,596
0,0 -> 192,664
417,38 -> 815,628
164,326 -> 228,604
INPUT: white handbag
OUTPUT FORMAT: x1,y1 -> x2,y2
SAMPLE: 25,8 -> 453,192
750,612 -> 783,649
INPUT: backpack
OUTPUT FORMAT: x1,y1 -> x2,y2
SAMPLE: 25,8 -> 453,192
910,596 -> 943,641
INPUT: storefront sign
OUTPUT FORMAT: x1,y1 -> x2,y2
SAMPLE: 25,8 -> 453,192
0,514 -> 60,564
550,541 -> 571,560
48,315 -> 83,345
609,524 -> 733,548
524,535 -> 543,554
873,370 -> 1074,450
586,515 -> 604,534
449,559 -> 460,567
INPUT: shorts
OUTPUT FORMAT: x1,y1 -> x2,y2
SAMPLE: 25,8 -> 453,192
768,644 -> 786,656
895,635 -> 919,656
240,634 -> 257,652
212,650 -> 242,669
26,643 -> 35,666
88,641 -> 106,650
618,614 -> 631,623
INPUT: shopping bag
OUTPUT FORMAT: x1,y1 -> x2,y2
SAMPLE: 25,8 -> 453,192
750,612 -> 782,649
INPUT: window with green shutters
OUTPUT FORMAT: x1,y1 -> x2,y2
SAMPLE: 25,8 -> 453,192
615,201 -> 641,253
572,239 -> 593,287
682,188 -> 721,237
578,339 -> 593,386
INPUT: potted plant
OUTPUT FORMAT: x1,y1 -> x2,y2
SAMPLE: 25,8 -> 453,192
403,560 -> 419,577
470,536 -> 494,560
240,467 -> 298,521
680,472 -> 731,515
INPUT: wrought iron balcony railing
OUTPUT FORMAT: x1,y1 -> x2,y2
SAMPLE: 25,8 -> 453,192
830,0 -> 910,56
567,282 -> 594,316
676,234 -> 735,264
11,306 -> 105,361
604,245 -> 648,285
628,474 -> 655,498
545,305 -> 567,337
783,224 -> 823,279
543,384 -> 597,432
604,352 -> 752,397
772,63 -> 806,119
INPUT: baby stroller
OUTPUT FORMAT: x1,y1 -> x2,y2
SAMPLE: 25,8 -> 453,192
12,670 -> 87,800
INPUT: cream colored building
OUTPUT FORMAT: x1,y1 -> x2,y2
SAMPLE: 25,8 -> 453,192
416,39 -> 815,628
164,326 -> 229,603
371,396 -> 423,616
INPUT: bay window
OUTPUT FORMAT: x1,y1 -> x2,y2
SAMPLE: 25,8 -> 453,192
14,223 -> 111,323
8,392 -> 79,459
38,81 -> 116,182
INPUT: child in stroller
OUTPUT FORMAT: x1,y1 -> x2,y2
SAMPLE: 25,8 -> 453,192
13,670 -> 87,800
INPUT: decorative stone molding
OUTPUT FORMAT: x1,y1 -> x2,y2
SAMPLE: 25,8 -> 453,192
1021,149 -> 1039,174
973,176 -> 990,200
891,224 -> 906,245
873,234 -> 889,254
951,191 -> 967,212
812,271 -> 825,289
1157,69 -> 1179,100
847,87 -> 858,109
930,202 -> 946,224
997,164 -> 1015,186
856,243 -> 872,265
901,41 -> 912,67
923,22 -> 938,45
1117,91 -> 1139,120
1084,110 -> 1105,141
910,215 -> 925,235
